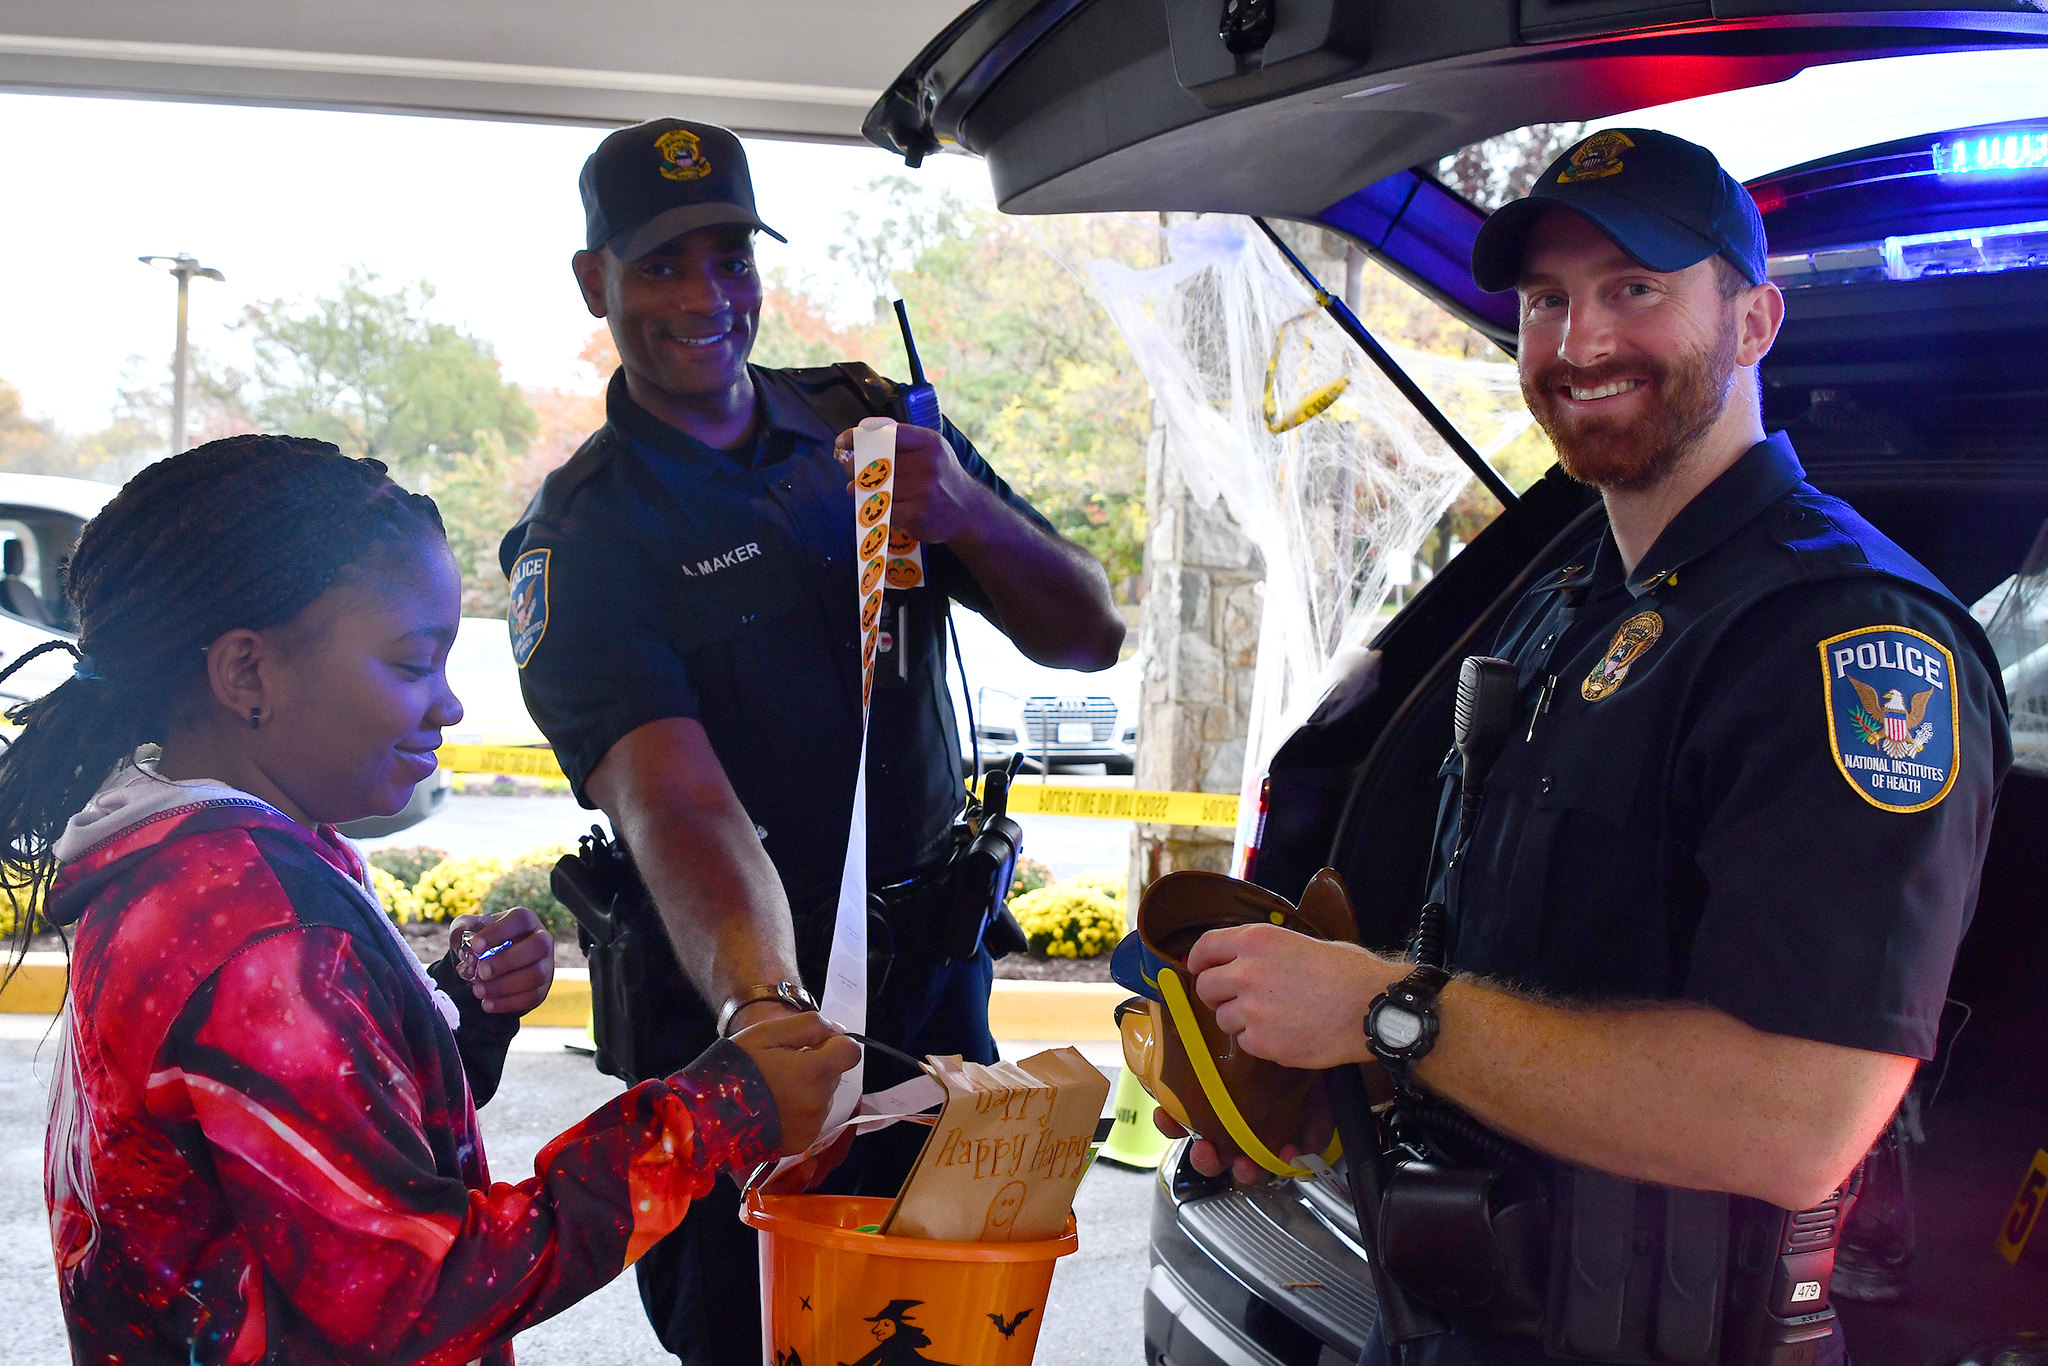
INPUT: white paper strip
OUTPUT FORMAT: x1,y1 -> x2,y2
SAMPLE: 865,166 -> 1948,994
817,415 -> 901,1135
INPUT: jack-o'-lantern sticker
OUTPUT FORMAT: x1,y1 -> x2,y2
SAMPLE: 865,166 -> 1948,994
861,591 -> 882,633
860,525 -> 887,559
889,527 -> 918,554
861,558 -> 885,594
859,491 -> 890,527
886,557 -> 921,589
856,458 -> 891,491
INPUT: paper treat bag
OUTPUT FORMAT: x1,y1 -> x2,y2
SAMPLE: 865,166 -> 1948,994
882,1048 -> 1110,1242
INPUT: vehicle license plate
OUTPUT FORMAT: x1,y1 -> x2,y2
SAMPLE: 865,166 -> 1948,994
1057,721 -> 1093,744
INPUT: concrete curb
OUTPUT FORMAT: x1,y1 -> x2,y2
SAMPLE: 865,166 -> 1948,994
2,955 -> 1127,1041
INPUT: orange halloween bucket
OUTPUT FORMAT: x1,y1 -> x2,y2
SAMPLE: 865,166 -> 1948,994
742,1192 -> 1077,1366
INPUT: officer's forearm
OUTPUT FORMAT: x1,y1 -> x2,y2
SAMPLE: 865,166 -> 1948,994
948,488 -> 1124,671
587,718 -> 801,1014
1410,981 -> 1917,1209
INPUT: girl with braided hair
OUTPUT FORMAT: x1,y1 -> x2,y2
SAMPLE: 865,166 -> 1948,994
10,435 -> 857,1366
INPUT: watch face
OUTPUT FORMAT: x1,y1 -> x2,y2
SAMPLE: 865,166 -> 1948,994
1375,1004 -> 1423,1051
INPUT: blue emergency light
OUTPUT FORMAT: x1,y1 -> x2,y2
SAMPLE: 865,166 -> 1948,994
1932,131 -> 2048,177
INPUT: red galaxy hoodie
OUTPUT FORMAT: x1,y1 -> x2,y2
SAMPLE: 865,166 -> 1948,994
41,767 -> 775,1365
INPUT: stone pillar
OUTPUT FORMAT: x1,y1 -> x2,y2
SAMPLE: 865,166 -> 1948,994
1128,411 -> 1264,894
1126,219 -> 1352,902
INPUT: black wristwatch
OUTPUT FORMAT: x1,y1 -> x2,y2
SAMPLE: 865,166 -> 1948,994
1365,964 -> 1450,1075
718,981 -> 819,1038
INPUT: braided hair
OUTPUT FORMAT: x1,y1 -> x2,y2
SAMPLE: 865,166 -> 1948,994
0,434 -> 445,967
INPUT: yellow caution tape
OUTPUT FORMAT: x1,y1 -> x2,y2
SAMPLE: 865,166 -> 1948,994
986,782 -> 1239,828
1996,1147 -> 2048,1266
436,744 -> 565,779
436,748 -> 1241,828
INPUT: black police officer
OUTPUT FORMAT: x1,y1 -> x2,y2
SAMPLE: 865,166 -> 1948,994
1170,131 -> 2009,1365
500,119 -> 1124,1365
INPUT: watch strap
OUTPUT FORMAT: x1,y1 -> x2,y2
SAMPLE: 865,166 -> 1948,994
717,980 -> 819,1038
1366,962 -> 1450,1073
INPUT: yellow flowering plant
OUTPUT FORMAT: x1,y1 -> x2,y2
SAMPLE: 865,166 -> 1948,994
368,865 -> 422,925
412,855 -> 512,924
1009,885 -> 1123,959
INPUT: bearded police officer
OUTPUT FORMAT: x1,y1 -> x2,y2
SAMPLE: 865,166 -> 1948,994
1177,130 -> 2009,1364
501,119 -> 1123,1365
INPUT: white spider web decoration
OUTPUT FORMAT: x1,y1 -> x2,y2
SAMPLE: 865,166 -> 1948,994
1079,216 -> 1536,864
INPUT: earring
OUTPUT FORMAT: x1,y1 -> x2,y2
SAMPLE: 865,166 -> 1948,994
249,707 -> 262,731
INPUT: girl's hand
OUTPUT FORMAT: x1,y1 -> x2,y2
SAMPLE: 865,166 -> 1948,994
728,1011 -> 862,1154
450,907 -> 555,1015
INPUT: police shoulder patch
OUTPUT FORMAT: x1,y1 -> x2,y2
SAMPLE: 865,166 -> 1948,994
508,548 -> 550,669
1819,624 -> 1959,813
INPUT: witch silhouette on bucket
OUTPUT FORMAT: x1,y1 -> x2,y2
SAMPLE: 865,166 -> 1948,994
839,1300 -> 962,1366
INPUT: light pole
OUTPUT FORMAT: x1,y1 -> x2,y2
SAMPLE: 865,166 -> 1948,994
138,254 -> 225,456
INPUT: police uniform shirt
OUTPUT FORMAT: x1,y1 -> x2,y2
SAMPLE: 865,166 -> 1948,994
1433,433 -> 2010,1062
499,366 -> 1055,916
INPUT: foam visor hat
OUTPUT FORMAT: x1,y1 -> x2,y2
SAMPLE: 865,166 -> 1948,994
580,117 -> 787,262
1469,127 -> 1768,294
1118,868 -> 1358,1177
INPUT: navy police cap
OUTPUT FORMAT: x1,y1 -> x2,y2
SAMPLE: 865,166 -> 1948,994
1470,128 -> 1766,293
580,118 -> 786,261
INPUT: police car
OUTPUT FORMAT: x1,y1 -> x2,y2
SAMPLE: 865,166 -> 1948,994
872,7 -> 2048,1364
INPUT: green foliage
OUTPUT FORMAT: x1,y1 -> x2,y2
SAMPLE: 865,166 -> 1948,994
889,213 -> 1157,595
233,267 -> 536,483
479,864 -> 575,942
1007,857 -> 1054,902
756,187 -> 1156,600
1009,885 -> 1122,959
368,845 -> 447,888
431,431 -> 532,617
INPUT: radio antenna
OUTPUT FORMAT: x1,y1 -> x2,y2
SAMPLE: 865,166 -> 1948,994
893,299 -> 927,388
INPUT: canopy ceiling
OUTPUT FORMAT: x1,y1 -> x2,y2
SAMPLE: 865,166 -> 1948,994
0,0 -> 966,141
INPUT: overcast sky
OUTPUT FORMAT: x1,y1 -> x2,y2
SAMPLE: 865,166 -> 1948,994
0,93 -> 996,433
5,47 -> 2048,435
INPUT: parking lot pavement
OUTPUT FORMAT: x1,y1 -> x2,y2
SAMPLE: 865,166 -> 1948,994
1,1018 -> 1151,1365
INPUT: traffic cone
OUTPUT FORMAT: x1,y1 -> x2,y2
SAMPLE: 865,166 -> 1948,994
1096,1064 -> 1172,1170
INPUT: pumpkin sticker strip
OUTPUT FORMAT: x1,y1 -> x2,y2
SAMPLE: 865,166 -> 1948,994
807,417 -> 901,1161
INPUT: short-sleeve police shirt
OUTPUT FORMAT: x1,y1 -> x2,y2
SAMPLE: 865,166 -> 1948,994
1430,434 -> 2010,1061
499,367 -> 1056,914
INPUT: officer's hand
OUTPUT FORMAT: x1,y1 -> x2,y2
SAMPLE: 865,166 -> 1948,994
450,907 -> 555,1015
1152,1087 -> 1335,1187
1189,924 -> 1395,1070
729,1012 -> 862,1155
834,422 -> 990,545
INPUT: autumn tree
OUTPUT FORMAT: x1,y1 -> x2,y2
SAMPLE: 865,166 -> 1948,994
1434,122 -> 1590,211
0,379 -> 160,482
752,189 -> 1157,598
231,268 -> 535,484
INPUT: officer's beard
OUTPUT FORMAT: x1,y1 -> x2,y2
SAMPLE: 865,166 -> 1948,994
1524,314 -> 1739,493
